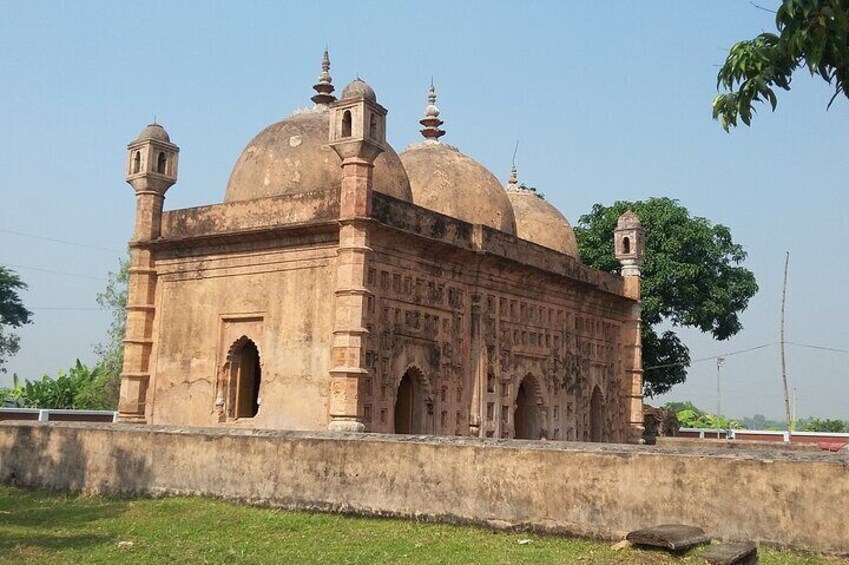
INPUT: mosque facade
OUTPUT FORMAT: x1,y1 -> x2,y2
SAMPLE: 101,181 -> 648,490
118,53 -> 646,443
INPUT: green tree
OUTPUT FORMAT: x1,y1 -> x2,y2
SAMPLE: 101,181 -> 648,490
713,0 -> 849,130
675,409 -> 742,430
575,198 -> 758,396
1,374 -> 26,407
92,257 -> 129,409
0,360 -> 111,410
741,413 -> 786,430
664,401 -> 741,429
663,401 -> 706,418
797,417 -> 849,432
0,266 -> 33,373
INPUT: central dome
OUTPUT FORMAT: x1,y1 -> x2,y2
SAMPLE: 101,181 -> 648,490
224,106 -> 412,203
399,84 -> 515,235
400,143 -> 516,235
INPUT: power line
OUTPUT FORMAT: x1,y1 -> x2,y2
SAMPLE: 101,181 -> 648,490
2,263 -> 107,282
645,342 -> 776,372
28,307 -> 105,311
0,228 -> 124,254
786,342 -> 849,355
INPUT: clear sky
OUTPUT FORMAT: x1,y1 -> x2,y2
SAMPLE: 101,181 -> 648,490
1,1 -> 846,421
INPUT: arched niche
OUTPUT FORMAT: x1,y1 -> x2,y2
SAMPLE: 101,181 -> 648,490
393,366 -> 432,435
514,374 -> 544,440
590,386 -> 605,442
220,336 -> 263,420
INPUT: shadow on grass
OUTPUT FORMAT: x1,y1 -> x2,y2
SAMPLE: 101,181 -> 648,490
0,491 -> 129,529
0,532 -> 112,553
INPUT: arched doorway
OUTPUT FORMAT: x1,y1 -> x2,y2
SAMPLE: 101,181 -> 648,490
393,368 -> 429,434
233,339 -> 261,419
514,376 -> 539,439
590,386 -> 605,442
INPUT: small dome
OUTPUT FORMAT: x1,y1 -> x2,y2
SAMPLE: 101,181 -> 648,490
136,123 -> 170,142
617,209 -> 641,228
341,79 -> 377,102
224,106 -> 412,203
400,143 -> 516,235
507,189 -> 580,257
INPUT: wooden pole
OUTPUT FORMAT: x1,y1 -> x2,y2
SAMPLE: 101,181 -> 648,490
780,251 -> 792,432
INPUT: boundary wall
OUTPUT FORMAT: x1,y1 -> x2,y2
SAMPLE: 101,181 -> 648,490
0,408 -> 117,423
676,426 -> 849,447
1,422 -> 847,555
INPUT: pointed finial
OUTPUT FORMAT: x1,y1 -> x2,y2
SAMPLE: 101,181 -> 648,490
311,48 -> 336,106
419,80 -> 445,143
506,141 -> 526,192
506,164 -> 526,193
153,115 -> 158,125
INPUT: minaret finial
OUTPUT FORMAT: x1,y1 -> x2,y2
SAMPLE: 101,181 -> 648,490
419,80 -> 445,143
311,48 -> 336,106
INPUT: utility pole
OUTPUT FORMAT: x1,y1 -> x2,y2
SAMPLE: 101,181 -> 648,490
780,251 -> 792,432
716,357 -> 725,439
792,387 -> 797,425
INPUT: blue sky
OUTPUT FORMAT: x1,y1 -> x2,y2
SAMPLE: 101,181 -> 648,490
1,1 -> 847,420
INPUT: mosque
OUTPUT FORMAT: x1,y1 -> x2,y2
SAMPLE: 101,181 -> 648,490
118,52 -> 646,443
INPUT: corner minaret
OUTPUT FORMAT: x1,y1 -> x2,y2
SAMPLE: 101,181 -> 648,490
614,209 -> 646,443
419,81 -> 445,143
325,79 -> 387,432
125,123 -> 179,240
614,209 -> 645,280
311,49 -> 336,107
119,123 -> 179,423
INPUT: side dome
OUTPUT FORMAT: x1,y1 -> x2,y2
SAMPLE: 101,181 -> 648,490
400,142 -> 516,235
224,107 -> 412,203
507,191 -> 580,257
505,168 -> 579,257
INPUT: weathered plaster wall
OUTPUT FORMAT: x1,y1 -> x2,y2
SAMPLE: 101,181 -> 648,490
149,241 -> 337,430
2,423 -> 847,554
160,190 -> 340,240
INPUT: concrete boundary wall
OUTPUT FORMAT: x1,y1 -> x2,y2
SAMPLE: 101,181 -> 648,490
1,422 -> 847,554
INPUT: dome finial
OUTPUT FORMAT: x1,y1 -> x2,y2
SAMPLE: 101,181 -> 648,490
506,141 -> 525,193
311,48 -> 336,106
506,164 -> 528,194
419,80 -> 445,143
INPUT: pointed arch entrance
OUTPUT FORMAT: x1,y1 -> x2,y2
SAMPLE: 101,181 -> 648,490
590,386 -> 605,442
393,367 -> 430,434
225,336 -> 262,419
514,375 -> 541,439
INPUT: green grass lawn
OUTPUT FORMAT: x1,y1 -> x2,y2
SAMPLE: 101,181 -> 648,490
0,487 -> 845,564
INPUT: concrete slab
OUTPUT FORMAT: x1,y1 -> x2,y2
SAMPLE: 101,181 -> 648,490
704,542 -> 758,564
626,524 -> 710,551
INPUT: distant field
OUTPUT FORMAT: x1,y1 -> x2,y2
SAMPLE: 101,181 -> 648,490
0,487 -> 845,564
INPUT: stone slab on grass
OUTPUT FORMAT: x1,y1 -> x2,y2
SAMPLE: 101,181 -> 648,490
704,542 -> 758,564
626,524 -> 710,552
